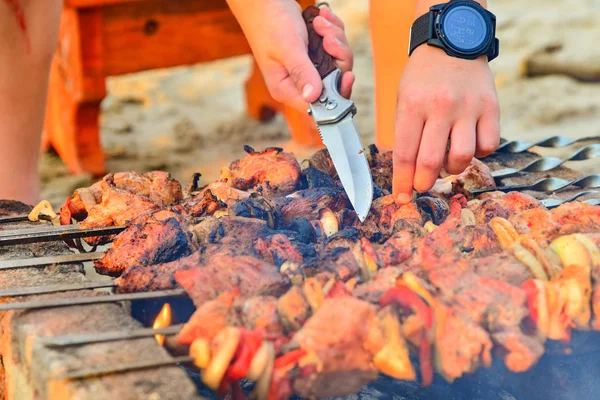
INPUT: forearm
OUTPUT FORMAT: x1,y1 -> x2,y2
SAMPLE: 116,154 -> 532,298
415,0 -> 487,16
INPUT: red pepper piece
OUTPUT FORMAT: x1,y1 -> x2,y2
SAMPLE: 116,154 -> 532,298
267,368 -> 293,400
521,280 -> 539,324
379,286 -> 433,330
217,376 -> 232,399
418,331 -> 433,386
379,286 -> 434,386
227,329 -> 263,380
326,281 -> 350,298
274,348 -> 307,370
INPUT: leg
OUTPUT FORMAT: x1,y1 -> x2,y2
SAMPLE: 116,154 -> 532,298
0,0 -> 62,204
370,0 -> 415,151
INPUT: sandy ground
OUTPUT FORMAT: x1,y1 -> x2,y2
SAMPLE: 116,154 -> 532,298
40,0 -> 600,207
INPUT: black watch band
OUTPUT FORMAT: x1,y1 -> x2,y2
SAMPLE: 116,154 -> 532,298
409,12 -> 432,56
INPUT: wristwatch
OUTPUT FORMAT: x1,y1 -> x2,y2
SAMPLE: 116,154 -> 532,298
409,0 -> 499,61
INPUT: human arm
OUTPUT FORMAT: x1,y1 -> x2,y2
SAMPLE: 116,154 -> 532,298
226,0 -> 355,112
393,0 -> 500,203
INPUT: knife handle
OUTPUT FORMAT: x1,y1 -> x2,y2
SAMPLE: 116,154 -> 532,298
303,5 -> 338,80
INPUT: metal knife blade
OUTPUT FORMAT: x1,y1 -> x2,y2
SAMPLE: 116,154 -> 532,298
318,113 -> 373,221
303,5 -> 373,221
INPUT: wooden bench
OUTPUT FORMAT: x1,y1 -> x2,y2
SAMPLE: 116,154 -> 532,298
42,0 -> 320,177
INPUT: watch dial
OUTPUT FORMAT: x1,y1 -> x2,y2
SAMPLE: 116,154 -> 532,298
442,5 -> 487,51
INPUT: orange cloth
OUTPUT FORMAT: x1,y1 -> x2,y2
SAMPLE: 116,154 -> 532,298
370,0 -> 415,151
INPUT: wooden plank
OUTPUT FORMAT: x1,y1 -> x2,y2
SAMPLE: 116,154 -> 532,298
81,0 -> 252,76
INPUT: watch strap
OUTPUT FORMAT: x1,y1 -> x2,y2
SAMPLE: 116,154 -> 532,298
409,12 -> 432,56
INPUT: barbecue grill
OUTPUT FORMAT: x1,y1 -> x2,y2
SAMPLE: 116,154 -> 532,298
0,137 -> 599,400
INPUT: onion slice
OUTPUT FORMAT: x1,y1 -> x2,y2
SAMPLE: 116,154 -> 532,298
201,327 -> 241,391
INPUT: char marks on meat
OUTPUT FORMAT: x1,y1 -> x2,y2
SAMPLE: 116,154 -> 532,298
96,210 -> 192,276
226,146 -> 301,197
63,143 -> 600,399
174,255 -> 290,307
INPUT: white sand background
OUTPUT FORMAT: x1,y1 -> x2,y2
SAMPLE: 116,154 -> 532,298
40,0 -> 600,207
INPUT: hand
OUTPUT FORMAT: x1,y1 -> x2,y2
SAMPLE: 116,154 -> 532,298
393,46 -> 500,203
228,0 -> 354,111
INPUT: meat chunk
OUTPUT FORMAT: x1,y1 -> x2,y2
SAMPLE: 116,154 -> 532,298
276,188 -> 350,225
469,191 -> 543,225
174,255 -> 290,307
357,195 -> 423,243
353,267 -> 403,303
95,210 -> 192,276
239,296 -> 283,335
303,148 -> 337,179
290,297 -> 383,398
253,234 -> 311,266
366,145 -> 393,193
177,289 -> 241,345
116,251 -> 205,293
195,180 -> 250,206
433,302 -> 493,380
60,171 -> 183,225
432,158 -> 495,198
226,146 -> 301,197
173,189 -> 227,218
277,286 -> 311,334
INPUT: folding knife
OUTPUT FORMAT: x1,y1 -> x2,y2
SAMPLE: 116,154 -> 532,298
302,5 -> 373,222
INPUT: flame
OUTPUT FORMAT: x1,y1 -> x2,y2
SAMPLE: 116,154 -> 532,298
153,303 -> 172,346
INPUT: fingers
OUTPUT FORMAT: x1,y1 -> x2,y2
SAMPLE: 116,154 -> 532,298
393,101 -> 425,203
283,50 -> 323,104
475,97 -> 501,158
413,119 -> 452,193
317,5 -> 345,31
339,71 -> 355,99
445,119 -> 476,175
313,15 -> 353,73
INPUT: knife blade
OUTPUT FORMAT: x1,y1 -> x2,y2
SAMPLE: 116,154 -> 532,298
303,5 -> 373,222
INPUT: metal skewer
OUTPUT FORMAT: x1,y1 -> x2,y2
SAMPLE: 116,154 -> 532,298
0,214 -> 31,224
0,224 -> 125,247
0,288 -> 187,311
492,144 -> 600,180
495,135 -> 600,153
0,251 -> 104,271
0,281 -> 116,298
541,191 -> 600,209
40,324 -> 184,347
53,355 -> 195,380
471,174 -> 600,195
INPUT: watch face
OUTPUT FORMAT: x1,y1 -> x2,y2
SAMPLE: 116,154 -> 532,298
441,5 -> 488,51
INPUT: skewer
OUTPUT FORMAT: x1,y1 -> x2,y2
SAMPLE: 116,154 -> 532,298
53,355 -> 195,380
541,192 -> 600,209
0,251 -> 104,271
471,175 -> 600,195
0,288 -> 187,311
0,224 -> 125,247
0,214 -> 30,224
40,324 -> 184,347
0,281 -> 116,298
492,144 -> 600,180
495,135 -> 600,153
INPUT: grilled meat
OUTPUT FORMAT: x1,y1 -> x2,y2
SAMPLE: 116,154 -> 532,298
289,296 -> 383,398
60,171 -> 182,226
174,255 -> 291,307
224,146 -> 301,197
116,251 -> 205,293
432,158 -> 496,198
95,210 -> 192,276
366,144 -> 393,193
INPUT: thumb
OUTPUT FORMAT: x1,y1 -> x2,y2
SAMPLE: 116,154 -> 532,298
283,52 -> 323,104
